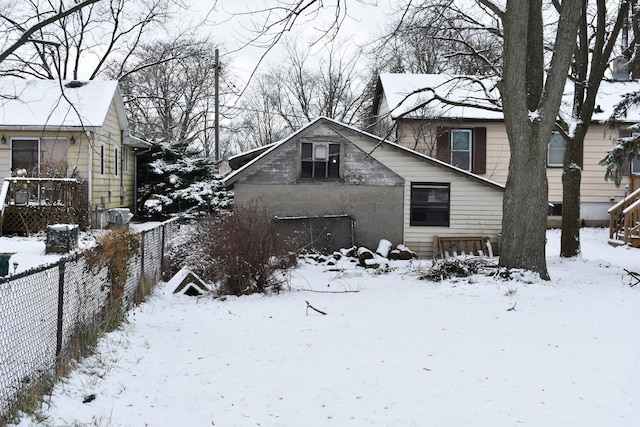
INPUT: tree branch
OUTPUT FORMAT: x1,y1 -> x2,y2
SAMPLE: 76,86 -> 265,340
0,0 -> 101,64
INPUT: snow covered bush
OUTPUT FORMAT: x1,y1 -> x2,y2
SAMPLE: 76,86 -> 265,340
136,138 -> 233,217
177,204 -> 298,296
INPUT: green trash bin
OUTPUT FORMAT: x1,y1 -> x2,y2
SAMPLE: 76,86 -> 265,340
0,252 -> 15,276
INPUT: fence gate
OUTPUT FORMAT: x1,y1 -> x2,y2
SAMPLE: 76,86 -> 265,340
274,215 -> 354,254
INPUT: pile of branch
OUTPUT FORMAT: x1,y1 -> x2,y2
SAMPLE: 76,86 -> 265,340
421,257 -> 503,282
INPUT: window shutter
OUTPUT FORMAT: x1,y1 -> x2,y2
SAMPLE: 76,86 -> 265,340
472,127 -> 487,174
619,128 -> 632,176
436,127 -> 450,163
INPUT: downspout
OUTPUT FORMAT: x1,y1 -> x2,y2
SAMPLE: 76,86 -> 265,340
134,143 -> 151,216
120,130 -> 124,205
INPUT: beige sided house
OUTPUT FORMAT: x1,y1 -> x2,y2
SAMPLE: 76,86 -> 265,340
0,79 -> 148,233
224,117 -> 504,259
371,73 -> 640,226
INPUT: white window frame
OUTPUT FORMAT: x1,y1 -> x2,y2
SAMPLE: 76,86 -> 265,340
547,132 -> 566,167
450,129 -> 472,171
123,147 -> 130,173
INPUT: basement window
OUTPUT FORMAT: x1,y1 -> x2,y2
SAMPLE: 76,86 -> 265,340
301,142 -> 340,179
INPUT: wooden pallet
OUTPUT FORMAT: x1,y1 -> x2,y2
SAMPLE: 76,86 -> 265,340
433,235 -> 493,259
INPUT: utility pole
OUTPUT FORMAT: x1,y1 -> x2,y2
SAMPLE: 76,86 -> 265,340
214,48 -> 220,163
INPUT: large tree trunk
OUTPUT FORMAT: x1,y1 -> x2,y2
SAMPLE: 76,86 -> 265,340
500,123 -> 550,279
498,0 -> 582,280
560,127 -> 586,257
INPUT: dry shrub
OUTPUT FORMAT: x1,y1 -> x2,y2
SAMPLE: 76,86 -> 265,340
186,204 -> 298,295
85,229 -> 141,307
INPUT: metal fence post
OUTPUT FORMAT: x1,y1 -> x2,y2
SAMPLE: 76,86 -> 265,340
160,223 -> 166,273
140,231 -> 145,280
55,262 -> 65,358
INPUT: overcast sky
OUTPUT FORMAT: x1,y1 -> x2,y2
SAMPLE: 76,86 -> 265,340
182,0 -> 393,85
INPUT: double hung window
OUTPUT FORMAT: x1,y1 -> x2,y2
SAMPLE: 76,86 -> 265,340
547,133 -> 566,167
451,130 -> 472,171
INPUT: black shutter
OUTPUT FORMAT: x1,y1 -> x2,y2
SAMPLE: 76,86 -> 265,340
472,127 -> 487,174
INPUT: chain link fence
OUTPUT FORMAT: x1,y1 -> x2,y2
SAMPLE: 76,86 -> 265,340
274,215 -> 354,254
0,219 -> 181,423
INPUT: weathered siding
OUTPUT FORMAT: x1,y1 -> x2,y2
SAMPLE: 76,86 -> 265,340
233,122 -> 405,250
339,126 -> 504,259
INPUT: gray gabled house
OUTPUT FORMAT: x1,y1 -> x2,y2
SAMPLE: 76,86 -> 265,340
224,117 -> 504,258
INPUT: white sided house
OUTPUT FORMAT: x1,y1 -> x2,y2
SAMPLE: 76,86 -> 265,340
0,79 -> 148,233
224,117 -> 504,259
370,73 -> 640,226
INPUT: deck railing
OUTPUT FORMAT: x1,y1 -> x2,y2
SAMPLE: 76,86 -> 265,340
608,186 -> 640,243
0,178 -> 81,235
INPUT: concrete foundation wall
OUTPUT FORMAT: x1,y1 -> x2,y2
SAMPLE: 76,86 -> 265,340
234,183 -> 404,251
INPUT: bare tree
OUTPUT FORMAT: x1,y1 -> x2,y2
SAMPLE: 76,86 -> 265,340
369,1 -> 502,76
0,0 -> 177,80
0,0 -> 100,66
227,38 -> 368,152
113,38 -> 224,151
553,1 -> 630,258
494,0 -> 582,279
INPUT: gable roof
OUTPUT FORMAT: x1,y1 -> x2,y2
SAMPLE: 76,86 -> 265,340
223,117 -> 504,191
0,79 -> 127,131
376,73 -> 640,123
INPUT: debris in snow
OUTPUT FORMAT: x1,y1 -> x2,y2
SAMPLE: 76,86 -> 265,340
421,257 -> 504,282
169,267 -> 210,296
375,239 -> 392,258
305,300 -> 327,315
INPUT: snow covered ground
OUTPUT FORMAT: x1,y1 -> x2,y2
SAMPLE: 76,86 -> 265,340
11,228 -> 640,426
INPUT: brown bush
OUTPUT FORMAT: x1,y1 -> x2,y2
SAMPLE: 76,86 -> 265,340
184,204 -> 298,296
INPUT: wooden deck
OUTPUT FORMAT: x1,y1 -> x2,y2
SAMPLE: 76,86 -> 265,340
0,178 -> 87,235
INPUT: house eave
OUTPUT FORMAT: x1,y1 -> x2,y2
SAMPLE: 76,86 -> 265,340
0,125 -> 101,132
124,134 -> 150,149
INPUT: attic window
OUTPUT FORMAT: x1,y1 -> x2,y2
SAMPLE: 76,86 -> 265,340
301,142 -> 340,179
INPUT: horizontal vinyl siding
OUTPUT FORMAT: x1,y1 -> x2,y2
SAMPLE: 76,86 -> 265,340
90,100 -> 131,209
580,125 -> 631,204
396,120 -> 633,207
338,129 -> 503,259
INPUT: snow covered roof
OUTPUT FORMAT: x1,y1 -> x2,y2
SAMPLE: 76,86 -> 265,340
378,73 -> 640,123
577,79 -> 640,123
0,79 -> 127,131
223,117 -> 505,191
377,73 -> 503,120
